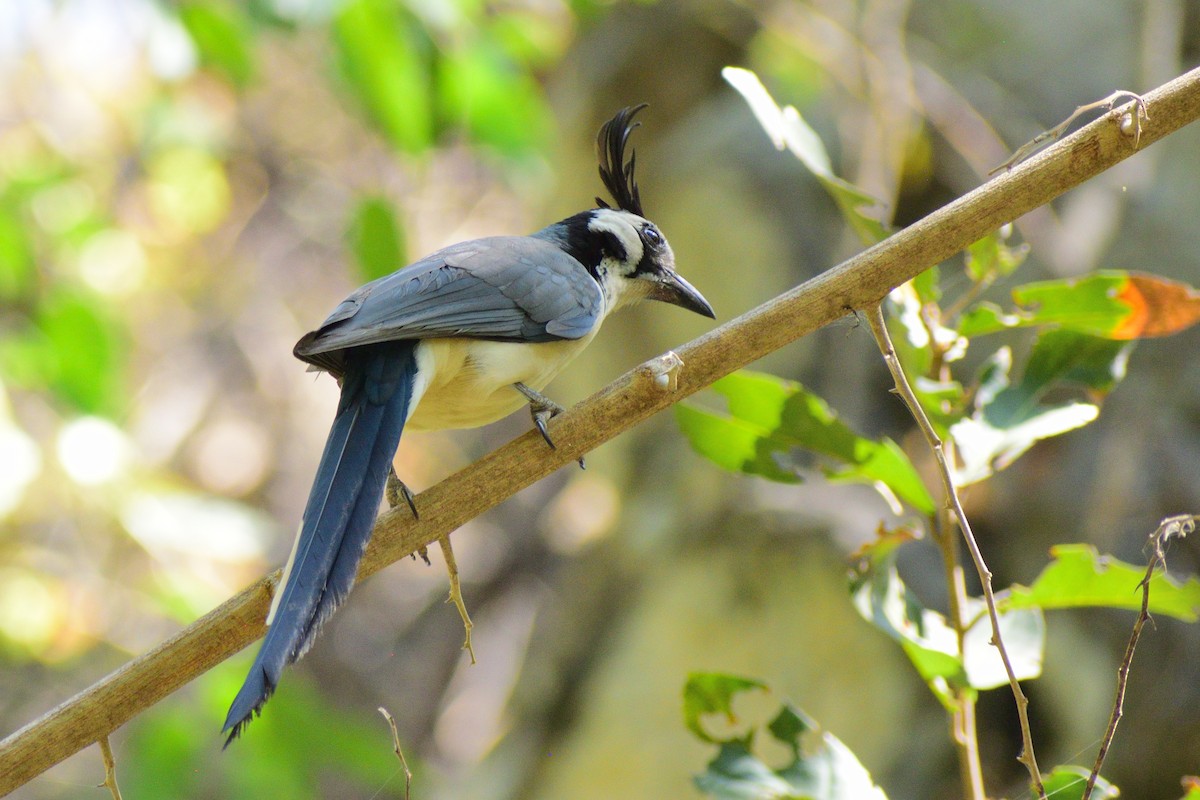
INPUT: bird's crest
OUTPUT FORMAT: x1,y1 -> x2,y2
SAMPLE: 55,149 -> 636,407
596,104 -> 648,217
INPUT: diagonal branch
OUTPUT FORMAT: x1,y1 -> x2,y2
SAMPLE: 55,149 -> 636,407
2,65 -> 1199,797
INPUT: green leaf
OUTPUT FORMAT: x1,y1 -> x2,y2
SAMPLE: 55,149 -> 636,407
911,376 -> 966,432
950,330 -> 1126,485
1014,329 -> 1132,401
179,2 -> 255,87
333,0 -> 433,153
769,706 -> 888,800
957,301 -> 1017,338
1004,544 -> 1200,622
850,543 -> 965,707
964,229 -> 1027,283
35,290 -> 125,415
696,710 -> 890,800
676,403 -> 799,484
687,676 -> 889,800
1014,271 -> 1200,339
951,403 -> 1097,485
489,11 -> 573,69
1041,765 -> 1118,799
123,666 -> 404,798
683,673 -> 768,744
958,271 -> 1200,339
436,38 -> 552,155
960,597 -> 1044,689
911,266 -> 941,304
0,210 -> 34,301
698,743 -> 805,800
886,284 -> 934,377
348,195 -> 404,282
851,534 -> 1044,697
1181,778 -> 1200,800
723,67 -> 888,245
885,281 -> 970,389
677,371 -> 935,514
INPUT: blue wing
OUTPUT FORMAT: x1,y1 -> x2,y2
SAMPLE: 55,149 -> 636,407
295,236 -> 602,375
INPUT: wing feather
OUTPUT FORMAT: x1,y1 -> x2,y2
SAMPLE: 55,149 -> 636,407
295,236 -> 601,374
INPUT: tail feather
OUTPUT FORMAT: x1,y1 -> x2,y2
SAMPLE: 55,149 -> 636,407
222,341 -> 417,744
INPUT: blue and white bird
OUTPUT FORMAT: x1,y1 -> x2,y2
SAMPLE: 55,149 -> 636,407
222,106 -> 714,742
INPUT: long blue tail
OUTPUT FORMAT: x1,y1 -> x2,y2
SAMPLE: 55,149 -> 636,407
222,340 -> 418,744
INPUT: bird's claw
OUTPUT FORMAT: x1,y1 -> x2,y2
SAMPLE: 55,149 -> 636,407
386,466 -> 419,520
514,382 -> 584,469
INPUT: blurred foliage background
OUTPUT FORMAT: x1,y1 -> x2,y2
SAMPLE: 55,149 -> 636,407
1,0 -> 1198,798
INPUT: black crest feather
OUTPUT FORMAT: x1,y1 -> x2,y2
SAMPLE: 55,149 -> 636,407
596,104 -> 648,216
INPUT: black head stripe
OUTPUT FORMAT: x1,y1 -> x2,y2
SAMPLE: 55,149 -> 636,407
596,104 -> 648,216
558,212 -> 627,279
601,230 -> 627,264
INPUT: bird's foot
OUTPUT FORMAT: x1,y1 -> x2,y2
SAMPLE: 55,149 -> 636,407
513,382 -> 585,469
386,466 -> 419,520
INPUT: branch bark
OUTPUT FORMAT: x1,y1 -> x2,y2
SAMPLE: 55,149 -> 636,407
3,64 -> 1199,796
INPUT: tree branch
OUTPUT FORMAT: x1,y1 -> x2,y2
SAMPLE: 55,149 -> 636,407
2,65 -> 1199,796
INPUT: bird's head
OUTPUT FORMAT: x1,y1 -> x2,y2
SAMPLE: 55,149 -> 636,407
541,106 -> 715,319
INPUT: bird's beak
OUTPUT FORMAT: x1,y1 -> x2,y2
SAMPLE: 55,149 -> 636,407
647,270 -> 715,319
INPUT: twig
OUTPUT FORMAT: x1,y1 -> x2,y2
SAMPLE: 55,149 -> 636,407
933,504 -> 986,800
991,90 -> 1149,173
438,536 -> 476,664
378,707 -> 412,800
2,65 -> 1198,797
865,303 -> 1046,799
1082,514 -> 1196,799
97,736 -> 123,800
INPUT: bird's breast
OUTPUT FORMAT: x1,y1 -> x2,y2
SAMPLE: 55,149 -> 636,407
405,335 -> 597,431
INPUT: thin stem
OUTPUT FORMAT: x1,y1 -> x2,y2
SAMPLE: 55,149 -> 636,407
866,303 -> 1046,800
1083,515 -> 1195,798
378,707 -> 413,800
97,736 -> 122,800
933,505 -> 985,800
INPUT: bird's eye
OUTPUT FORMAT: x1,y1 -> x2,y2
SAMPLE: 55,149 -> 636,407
643,226 -> 662,247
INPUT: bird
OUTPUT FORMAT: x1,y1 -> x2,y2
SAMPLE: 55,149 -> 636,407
221,105 -> 714,743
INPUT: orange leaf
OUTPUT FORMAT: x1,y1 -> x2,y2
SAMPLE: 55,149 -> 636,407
1111,273 -> 1200,339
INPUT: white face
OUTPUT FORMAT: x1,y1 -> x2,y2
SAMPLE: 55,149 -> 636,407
585,207 -> 674,313
587,207 -> 647,271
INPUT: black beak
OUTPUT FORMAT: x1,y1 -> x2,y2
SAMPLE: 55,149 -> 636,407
647,270 -> 715,319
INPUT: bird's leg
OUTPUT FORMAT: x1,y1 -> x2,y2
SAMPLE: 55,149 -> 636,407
513,382 -> 585,469
385,466 -> 471,653
438,535 -> 476,664
514,382 -> 564,448
386,466 -> 429,564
